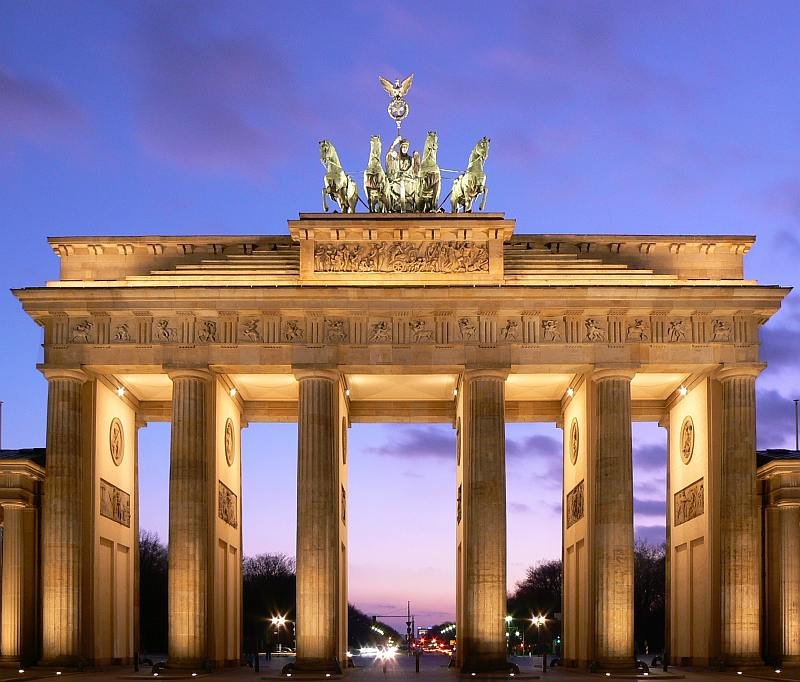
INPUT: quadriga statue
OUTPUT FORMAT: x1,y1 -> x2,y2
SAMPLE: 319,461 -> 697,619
363,135 -> 390,212
319,140 -> 359,213
451,136 -> 489,213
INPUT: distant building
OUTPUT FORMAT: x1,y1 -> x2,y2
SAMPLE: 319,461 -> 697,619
0,447 -> 45,665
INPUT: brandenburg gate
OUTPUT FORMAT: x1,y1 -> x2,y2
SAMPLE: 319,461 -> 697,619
6,77 -> 796,674
10,211 -> 791,672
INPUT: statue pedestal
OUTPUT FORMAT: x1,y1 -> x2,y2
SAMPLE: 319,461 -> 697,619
289,212 -> 513,286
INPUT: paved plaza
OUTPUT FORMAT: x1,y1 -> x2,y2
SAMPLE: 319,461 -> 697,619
5,657 -> 800,682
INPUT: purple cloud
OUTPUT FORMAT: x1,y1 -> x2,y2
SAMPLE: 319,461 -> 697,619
135,3 -> 313,179
633,443 -> 667,470
757,388 -> 798,449
366,426 -> 454,460
509,501 -> 533,514
0,65 -> 85,141
634,497 -> 666,518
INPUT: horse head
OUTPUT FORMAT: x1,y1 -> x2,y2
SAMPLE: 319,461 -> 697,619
319,139 -> 341,169
423,130 -> 439,159
476,136 -> 490,159
369,135 -> 382,159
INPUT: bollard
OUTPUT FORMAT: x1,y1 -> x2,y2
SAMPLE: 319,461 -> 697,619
416,651 -> 420,673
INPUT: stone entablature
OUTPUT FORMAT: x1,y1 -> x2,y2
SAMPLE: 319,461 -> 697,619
40,310 -> 761,349
46,213 -> 756,285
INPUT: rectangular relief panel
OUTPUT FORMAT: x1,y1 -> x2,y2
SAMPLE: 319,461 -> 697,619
218,481 -> 238,529
674,478 -> 704,526
100,479 -> 131,528
566,480 -> 585,528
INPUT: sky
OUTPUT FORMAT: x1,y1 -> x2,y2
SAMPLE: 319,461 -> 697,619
2,0 -> 800,626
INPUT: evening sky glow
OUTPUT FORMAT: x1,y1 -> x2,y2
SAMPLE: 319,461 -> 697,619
2,1 -> 799,625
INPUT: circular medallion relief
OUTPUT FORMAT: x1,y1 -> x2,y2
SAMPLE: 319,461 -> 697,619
224,418 -> 235,467
569,418 -> 579,465
109,418 -> 124,466
680,416 -> 695,465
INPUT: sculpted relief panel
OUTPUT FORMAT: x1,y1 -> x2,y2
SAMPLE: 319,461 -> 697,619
100,479 -> 131,527
218,481 -> 238,529
58,313 -> 751,348
313,241 -> 489,273
674,478 -> 704,526
566,480 -> 584,528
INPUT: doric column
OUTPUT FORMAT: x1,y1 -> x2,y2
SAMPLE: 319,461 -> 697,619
1,504 -> 25,660
592,370 -> 635,669
765,501 -> 800,663
460,368 -> 508,673
167,369 -> 211,668
41,368 -> 87,663
718,366 -> 762,663
294,370 -> 342,673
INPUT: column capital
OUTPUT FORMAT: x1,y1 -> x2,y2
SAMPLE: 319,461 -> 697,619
165,366 -> 212,382
463,367 -> 510,382
591,365 -> 638,382
38,365 -> 88,383
293,366 -> 341,383
715,362 -> 766,381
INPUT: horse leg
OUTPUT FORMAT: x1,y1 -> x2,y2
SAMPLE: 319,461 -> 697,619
479,184 -> 488,211
322,186 -> 329,212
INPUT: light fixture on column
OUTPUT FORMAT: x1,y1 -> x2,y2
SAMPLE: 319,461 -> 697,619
116,386 -> 125,397
566,387 -> 574,398
345,388 -> 351,397
453,388 -> 458,397
229,387 -> 237,397
679,385 -> 688,397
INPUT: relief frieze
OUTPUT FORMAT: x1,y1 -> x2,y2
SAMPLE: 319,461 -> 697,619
61,312 -> 754,348
313,241 -> 489,273
218,480 -> 238,529
100,478 -> 131,527
369,320 -> 392,343
240,319 -> 262,342
674,478 -> 704,526
71,319 -> 94,343
566,480 -> 584,528
154,319 -> 178,342
113,322 -> 132,342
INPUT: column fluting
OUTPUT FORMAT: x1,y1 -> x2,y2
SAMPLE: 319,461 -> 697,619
41,371 -> 85,662
719,370 -> 761,663
168,370 -> 210,667
593,372 -> 634,668
461,370 -> 508,672
1,505 -> 24,659
295,372 -> 340,671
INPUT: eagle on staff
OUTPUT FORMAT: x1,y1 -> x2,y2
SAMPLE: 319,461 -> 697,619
379,74 -> 414,99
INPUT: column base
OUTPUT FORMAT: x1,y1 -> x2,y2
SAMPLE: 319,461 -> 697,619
284,658 -> 343,676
